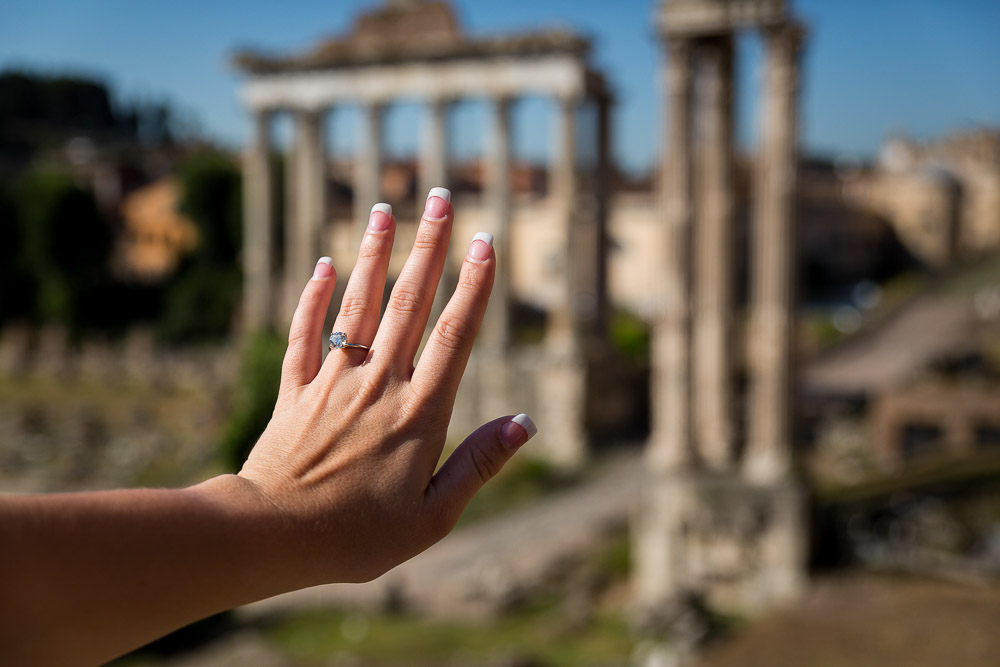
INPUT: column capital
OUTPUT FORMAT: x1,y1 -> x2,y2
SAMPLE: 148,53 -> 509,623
664,35 -> 695,59
358,100 -> 387,114
763,20 -> 807,60
424,95 -> 458,109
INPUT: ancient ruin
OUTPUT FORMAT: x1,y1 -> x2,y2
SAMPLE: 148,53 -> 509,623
631,0 -> 808,623
850,130 -> 1000,268
233,0 -> 810,627
233,0 -> 612,467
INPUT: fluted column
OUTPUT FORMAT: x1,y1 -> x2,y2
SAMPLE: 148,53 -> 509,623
746,23 -> 804,483
419,98 -> 450,200
422,98 -> 452,330
242,109 -> 275,332
547,95 -> 580,353
355,102 -> 384,242
648,38 -> 696,472
285,109 -> 327,322
482,96 -> 512,352
694,36 -> 736,470
592,92 -> 612,338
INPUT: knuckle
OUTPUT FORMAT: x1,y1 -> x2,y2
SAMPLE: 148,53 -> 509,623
287,324 -> 310,348
457,269 -> 481,292
388,282 -> 425,315
433,314 -> 475,352
355,370 -> 391,403
413,224 -> 441,252
458,262 -> 490,292
357,236 -> 384,261
394,393 -> 426,431
469,444 -> 502,485
338,294 -> 372,320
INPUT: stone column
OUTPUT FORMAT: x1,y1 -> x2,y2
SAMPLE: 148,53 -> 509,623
242,109 -> 275,333
648,38 -> 696,472
419,98 -> 450,201
476,96 -> 518,457
482,96 -> 512,352
421,98 -> 452,330
547,94 -> 580,353
694,36 -> 736,470
633,38 -> 697,621
745,23 -> 804,483
284,109 -> 328,323
593,92 -> 612,338
355,102 -> 384,242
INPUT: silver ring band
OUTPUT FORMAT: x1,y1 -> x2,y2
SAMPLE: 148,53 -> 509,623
329,331 -> 370,351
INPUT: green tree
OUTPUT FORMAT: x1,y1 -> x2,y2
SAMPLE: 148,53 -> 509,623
10,169 -> 112,330
158,151 -> 242,343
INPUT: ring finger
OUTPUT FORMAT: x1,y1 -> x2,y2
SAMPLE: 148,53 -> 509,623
328,203 -> 395,366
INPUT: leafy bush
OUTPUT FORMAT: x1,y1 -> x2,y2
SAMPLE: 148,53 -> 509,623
218,330 -> 285,471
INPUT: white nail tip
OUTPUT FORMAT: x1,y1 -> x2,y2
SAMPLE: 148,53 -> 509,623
511,413 -> 538,439
370,202 -> 392,216
427,186 -> 452,202
318,256 -> 333,266
472,232 -> 494,247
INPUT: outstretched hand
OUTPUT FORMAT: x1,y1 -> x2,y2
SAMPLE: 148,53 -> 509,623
0,188 -> 536,666
236,188 -> 536,585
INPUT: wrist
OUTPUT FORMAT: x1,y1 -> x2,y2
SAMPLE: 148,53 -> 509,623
190,474 -> 314,597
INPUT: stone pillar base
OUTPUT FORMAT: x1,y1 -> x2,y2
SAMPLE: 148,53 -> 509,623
632,469 -> 807,624
534,352 -> 588,470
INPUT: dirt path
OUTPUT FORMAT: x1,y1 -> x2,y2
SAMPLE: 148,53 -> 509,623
803,296 -> 974,395
242,450 -> 643,620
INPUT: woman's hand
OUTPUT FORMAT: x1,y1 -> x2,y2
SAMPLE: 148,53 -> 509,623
0,188 -> 535,666
235,188 -> 536,586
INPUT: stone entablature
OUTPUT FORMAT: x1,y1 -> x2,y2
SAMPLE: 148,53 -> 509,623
239,56 -> 599,112
659,0 -> 786,37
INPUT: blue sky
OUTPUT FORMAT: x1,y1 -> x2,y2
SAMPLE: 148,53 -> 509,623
1,0 -> 998,174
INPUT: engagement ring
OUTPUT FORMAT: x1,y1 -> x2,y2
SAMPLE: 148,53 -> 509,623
329,332 -> 370,351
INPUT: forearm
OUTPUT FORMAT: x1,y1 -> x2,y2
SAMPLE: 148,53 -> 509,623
0,475 -> 295,666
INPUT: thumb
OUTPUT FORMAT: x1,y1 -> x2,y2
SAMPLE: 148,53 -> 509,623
428,413 -> 538,527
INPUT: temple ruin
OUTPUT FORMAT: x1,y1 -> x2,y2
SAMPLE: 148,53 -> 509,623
234,0 -> 809,628
632,0 -> 808,623
233,0 -> 612,467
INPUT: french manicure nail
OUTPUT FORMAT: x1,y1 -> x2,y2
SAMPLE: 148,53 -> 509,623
425,186 -> 451,219
468,231 -> 494,262
368,202 -> 392,232
312,256 -> 334,280
500,413 -> 538,451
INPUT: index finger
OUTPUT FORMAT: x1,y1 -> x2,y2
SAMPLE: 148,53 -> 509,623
410,232 -> 495,405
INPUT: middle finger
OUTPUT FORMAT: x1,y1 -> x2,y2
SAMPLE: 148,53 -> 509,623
370,187 -> 453,373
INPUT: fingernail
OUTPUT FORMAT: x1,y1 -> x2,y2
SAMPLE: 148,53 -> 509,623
312,256 -> 334,281
425,187 -> 451,220
368,203 -> 392,232
467,231 -> 493,262
500,413 -> 537,451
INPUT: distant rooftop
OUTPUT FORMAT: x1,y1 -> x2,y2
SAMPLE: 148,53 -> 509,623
233,0 -> 589,74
